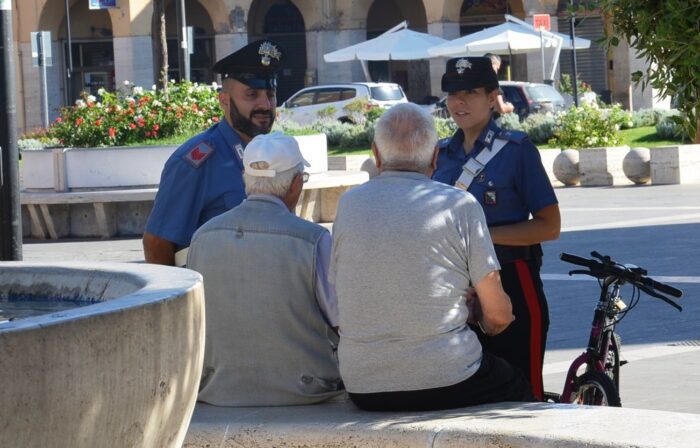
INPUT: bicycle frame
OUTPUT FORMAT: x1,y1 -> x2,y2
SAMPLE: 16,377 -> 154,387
561,276 -> 621,402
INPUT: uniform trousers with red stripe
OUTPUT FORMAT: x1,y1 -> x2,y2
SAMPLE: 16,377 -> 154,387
472,257 -> 550,400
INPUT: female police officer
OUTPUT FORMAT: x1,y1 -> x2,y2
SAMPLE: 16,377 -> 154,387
432,57 -> 561,400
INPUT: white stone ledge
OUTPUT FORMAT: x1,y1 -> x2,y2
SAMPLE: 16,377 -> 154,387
184,401 -> 700,448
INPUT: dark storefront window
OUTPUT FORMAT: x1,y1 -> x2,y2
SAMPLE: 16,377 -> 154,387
65,40 -> 115,102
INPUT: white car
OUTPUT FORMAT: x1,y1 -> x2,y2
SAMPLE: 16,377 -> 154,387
278,82 -> 408,125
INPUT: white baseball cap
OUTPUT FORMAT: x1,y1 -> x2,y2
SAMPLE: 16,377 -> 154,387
243,131 -> 310,177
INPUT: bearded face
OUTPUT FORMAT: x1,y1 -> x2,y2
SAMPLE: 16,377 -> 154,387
229,99 -> 275,138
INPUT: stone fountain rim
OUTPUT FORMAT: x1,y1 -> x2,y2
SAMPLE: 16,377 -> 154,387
0,261 -> 202,333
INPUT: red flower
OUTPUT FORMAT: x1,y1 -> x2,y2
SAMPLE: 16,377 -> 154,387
212,117 -> 220,123
145,131 -> 152,137
55,117 -> 62,123
75,117 -> 84,126
129,123 -> 137,130
95,119 -> 102,126
152,124 -> 160,131
108,127 -> 116,138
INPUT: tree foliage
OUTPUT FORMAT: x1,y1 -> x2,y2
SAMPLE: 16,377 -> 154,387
599,0 -> 700,142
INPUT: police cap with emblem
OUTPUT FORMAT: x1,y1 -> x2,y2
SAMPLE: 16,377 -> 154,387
441,56 -> 499,93
213,39 -> 284,90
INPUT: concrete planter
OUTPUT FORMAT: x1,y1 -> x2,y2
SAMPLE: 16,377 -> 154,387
328,154 -> 378,178
21,135 -> 329,192
0,262 -> 205,448
578,146 -> 633,187
650,144 -> 700,185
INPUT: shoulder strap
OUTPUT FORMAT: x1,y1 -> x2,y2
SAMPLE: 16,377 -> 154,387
455,138 -> 508,191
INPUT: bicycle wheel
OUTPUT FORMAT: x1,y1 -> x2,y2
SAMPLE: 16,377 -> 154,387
605,332 -> 622,389
571,371 -> 621,407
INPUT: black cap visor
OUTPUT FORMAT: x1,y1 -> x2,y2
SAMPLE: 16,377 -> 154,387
442,74 -> 498,93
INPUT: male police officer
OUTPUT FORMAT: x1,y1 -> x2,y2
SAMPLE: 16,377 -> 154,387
143,40 -> 284,265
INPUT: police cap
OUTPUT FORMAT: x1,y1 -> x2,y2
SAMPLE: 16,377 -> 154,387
213,39 -> 284,90
441,57 -> 499,93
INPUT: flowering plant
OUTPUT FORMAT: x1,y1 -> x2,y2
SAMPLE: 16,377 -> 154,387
49,80 -> 222,147
549,103 -> 626,149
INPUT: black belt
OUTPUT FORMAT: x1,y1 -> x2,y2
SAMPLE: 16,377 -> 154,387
494,244 -> 543,265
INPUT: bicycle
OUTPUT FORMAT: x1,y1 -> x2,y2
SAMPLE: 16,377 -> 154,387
546,251 -> 683,407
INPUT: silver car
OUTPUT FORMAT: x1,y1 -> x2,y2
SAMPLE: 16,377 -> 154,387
278,82 -> 408,125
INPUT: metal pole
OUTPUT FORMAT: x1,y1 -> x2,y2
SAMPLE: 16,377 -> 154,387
0,2 -> 23,260
64,0 -> 73,104
38,33 -> 49,128
540,30 -> 546,83
569,1 -> 579,107
175,0 -> 190,81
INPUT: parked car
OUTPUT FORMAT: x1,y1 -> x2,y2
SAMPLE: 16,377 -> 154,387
500,81 -> 567,119
278,82 -> 408,125
429,81 -> 567,120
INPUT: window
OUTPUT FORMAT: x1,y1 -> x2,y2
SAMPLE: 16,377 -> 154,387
314,89 -> 341,105
370,85 -> 404,101
287,91 -> 316,107
339,88 -> 356,100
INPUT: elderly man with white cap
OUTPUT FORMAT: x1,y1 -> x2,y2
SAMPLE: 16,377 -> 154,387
187,132 -> 344,407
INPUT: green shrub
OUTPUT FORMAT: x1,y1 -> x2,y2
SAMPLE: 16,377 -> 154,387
655,119 -> 681,140
499,113 -> 523,131
521,113 -> 556,145
316,106 -> 336,120
339,124 -> 372,148
607,106 -> 634,129
631,108 -> 664,128
342,97 -> 370,124
311,120 -> 354,147
550,103 -> 625,149
434,117 -> 458,140
365,106 -> 386,124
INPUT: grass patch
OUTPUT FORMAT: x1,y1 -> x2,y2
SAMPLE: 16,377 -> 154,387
619,126 -> 686,147
328,146 -> 372,156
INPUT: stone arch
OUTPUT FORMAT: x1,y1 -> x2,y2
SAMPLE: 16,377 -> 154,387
164,0 -> 216,83
197,0 -> 233,33
248,0 -> 307,103
38,0 -> 114,39
365,0 -> 430,103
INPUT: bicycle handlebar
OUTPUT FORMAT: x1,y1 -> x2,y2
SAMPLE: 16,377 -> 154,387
560,252 -> 683,307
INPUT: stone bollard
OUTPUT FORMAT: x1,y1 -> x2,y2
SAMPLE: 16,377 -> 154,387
553,149 -> 580,186
623,147 -> 651,184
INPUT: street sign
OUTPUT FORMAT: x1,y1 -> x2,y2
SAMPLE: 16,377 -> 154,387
30,31 -> 52,67
533,14 -> 551,32
89,0 -> 116,10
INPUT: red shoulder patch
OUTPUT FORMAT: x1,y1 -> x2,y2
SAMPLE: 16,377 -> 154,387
183,143 -> 214,168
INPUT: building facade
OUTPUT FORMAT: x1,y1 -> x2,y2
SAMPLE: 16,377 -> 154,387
11,0 -> 666,132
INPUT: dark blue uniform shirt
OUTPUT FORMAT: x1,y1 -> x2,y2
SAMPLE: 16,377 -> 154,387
146,119 -> 247,248
432,120 -> 557,226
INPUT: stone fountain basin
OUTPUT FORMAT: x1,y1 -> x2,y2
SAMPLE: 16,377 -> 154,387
0,262 -> 205,448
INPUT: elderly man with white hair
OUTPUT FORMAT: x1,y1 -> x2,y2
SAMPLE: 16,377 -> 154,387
187,132 -> 344,407
330,103 -> 533,412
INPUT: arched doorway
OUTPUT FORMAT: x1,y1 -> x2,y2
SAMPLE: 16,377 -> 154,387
165,0 -> 216,83
248,0 -> 307,104
52,1 -> 114,103
366,0 -> 430,103
459,0 -> 527,81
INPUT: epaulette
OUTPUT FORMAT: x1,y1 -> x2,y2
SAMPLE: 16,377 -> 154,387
182,142 -> 215,168
497,129 -> 528,144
